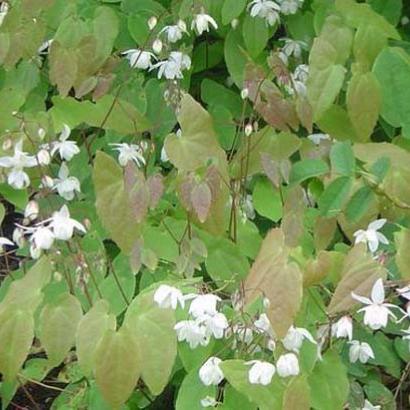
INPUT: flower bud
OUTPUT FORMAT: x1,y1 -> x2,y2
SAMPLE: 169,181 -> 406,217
244,123 -> 253,137
241,88 -> 249,100
41,175 -> 54,189
2,138 -> 12,151
37,149 -> 51,166
24,200 -> 39,222
177,19 -> 187,32
152,38 -> 163,54
231,18 -> 239,29
253,121 -> 259,132
38,127 -> 46,139
148,16 -> 157,30
83,218 -> 92,230
12,228 -> 25,248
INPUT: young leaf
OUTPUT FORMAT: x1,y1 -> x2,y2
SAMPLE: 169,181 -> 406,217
328,245 -> 387,314
242,14 -> 269,59
244,229 -> 303,338
49,42 -> 77,97
191,182 -> 212,223
39,293 -> 83,366
289,159 -> 329,185
95,327 -> 140,409
283,375 -> 311,410
75,300 -> 116,377
252,178 -> 283,222
124,290 -> 177,395
318,176 -> 352,217
330,142 -> 355,177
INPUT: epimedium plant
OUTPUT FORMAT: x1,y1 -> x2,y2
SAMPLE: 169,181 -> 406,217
0,0 -> 410,409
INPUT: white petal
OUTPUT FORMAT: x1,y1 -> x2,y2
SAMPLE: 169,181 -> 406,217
371,278 -> 385,304
351,292 -> 372,305
368,218 -> 386,231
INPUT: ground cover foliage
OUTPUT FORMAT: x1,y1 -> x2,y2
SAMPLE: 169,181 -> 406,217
0,0 -> 410,409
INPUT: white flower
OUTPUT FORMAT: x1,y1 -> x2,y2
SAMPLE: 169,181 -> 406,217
246,360 -> 275,385
331,316 -> 353,341
191,11 -> 218,36
349,341 -> 374,364
12,228 -> 25,247
279,0 -> 303,15
152,51 -> 191,80
397,286 -> 410,300
307,133 -> 330,145
280,38 -> 306,59
362,399 -> 381,410
154,285 -> 185,309
200,396 -> 217,408
30,226 -> 55,250
199,312 -> 229,339
243,195 -> 255,220
244,123 -> 253,137
254,313 -> 274,337
276,353 -> 300,377
351,278 -> 398,330
53,162 -> 81,201
0,140 -> 37,189
199,357 -> 224,386
122,49 -> 156,70
41,175 -> 54,189
0,2 -> 9,26
282,326 -> 316,353
48,205 -> 86,241
0,237 -> 13,252
353,219 -> 388,253
175,320 -> 210,348
248,0 -> 280,26
293,64 -> 309,83
152,39 -> 163,54
160,20 -> 188,43
24,200 -> 39,222
51,125 -> 80,161
189,294 -> 220,318
36,149 -> 51,166
38,39 -> 53,54
233,325 -> 253,345
241,88 -> 249,100
110,143 -> 146,167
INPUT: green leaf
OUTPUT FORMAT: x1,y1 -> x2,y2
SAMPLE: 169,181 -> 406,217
346,72 -> 381,142
175,368 -> 216,410
364,380 -> 395,410
253,178 -> 283,222
317,105 -> 357,141
93,151 -> 141,254
124,290 -> 177,395
0,203 -> 4,224
290,159 -> 329,185
373,47 -> 410,137
318,176 -> 352,217
128,13 -> 150,45
219,385 -> 257,410
330,142 -> 355,176
220,360 -> 284,410
308,350 -> 349,410
76,300 -> 116,377
345,186 -> 376,223
192,41 -> 225,74
242,14 -> 269,59
394,228 -> 410,279
0,184 -> 28,209
95,327 -> 140,409
368,0 -> 402,25
221,0 -> 247,25
307,64 -> 346,121
0,309 -> 34,381
39,293 -> 83,366
224,28 -> 248,88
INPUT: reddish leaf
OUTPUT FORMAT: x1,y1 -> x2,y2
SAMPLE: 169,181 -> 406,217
191,182 -> 212,223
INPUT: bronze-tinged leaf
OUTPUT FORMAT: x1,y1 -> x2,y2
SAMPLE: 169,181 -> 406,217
128,173 -> 150,223
178,174 -> 195,212
304,251 -> 335,287
314,216 -> 336,251
147,174 -> 164,209
49,41 -> 78,97
282,186 -> 305,248
261,153 -> 281,187
296,96 -> 313,133
244,229 -> 303,338
93,74 -> 115,101
205,165 -> 222,199
191,182 -> 212,223
283,375 -> 311,410
328,244 -> 387,314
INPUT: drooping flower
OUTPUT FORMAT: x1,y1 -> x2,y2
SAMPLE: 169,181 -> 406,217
280,38 -> 306,59
152,51 -> 191,80
24,200 -> 39,222
351,278 -> 399,330
110,143 -> 146,167
0,237 -> 14,253
276,353 -> 300,377
232,325 -> 253,346
199,312 -> 229,339
174,320 -> 210,348
349,341 -> 374,364
397,285 -> 410,300
154,285 -> 185,310
0,2 -> 9,26
282,326 -> 316,353
160,20 -> 188,43
51,125 -> 80,161
47,205 -> 86,241
246,360 -> 276,385
353,219 -> 389,253
189,294 -> 221,318
331,316 -> 353,341
199,357 -> 224,386
0,140 -> 37,189
254,313 -> 274,337
278,0 -> 303,15
122,49 -> 156,70
53,162 -> 81,201
248,0 -> 281,26
307,133 -> 330,145
191,11 -> 218,36
30,226 -> 55,250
